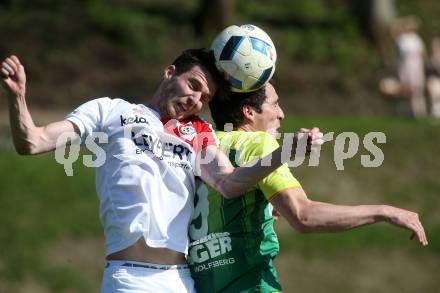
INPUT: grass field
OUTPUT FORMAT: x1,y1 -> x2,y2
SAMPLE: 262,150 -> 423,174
0,116 -> 439,292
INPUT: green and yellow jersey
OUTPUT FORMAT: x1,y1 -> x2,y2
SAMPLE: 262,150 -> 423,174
189,131 -> 301,293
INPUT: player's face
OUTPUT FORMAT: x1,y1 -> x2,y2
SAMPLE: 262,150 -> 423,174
159,65 -> 216,120
252,83 -> 285,137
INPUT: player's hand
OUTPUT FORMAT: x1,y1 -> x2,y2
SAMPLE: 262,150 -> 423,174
1,55 -> 26,97
385,206 -> 428,246
294,127 -> 324,155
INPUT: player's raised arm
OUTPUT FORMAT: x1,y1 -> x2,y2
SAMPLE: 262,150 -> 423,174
1,55 -> 78,155
197,129 -> 323,199
197,144 -> 284,198
270,187 -> 428,246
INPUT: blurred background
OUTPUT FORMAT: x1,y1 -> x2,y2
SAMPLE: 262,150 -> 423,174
0,0 -> 439,292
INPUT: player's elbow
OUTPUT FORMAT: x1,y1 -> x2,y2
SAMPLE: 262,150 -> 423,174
216,185 -> 242,199
293,221 -> 313,234
280,211 -> 313,233
291,207 -> 315,234
208,176 -> 244,199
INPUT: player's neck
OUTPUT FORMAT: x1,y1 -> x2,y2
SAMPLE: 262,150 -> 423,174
237,124 -> 257,133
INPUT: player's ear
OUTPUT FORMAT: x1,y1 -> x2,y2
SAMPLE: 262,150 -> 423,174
164,65 -> 176,80
242,105 -> 255,121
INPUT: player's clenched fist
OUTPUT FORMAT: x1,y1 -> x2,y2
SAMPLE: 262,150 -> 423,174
295,127 -> 324,155
1,55 -> 26,97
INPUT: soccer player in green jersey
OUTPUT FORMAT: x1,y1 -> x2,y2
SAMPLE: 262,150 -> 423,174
188,82 -> 428,293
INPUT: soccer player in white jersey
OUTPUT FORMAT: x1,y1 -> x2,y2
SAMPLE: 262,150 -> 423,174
0,51 -> 321,292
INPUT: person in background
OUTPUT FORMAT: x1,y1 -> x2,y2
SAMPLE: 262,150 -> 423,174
392,16 -> 427,117
427,36 -> 440,117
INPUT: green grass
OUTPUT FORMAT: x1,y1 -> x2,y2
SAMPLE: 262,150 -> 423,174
0,116 -> 439,292
0,151 -> 100,292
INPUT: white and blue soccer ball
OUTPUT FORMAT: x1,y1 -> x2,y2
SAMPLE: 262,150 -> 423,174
211,24 -> 277,92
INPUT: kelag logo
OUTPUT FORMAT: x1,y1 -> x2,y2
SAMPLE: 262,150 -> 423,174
120,115 -> 150,126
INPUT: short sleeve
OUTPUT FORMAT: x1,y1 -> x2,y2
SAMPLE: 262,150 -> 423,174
64,97 -> 114,142
258,164 -> 301,200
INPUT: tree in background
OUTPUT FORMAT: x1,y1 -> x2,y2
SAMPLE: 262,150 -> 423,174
346,0 -> 396,66
0,0 -> 11,7
194,0 -> 235,42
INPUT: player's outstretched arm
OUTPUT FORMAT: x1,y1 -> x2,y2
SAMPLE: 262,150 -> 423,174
198,144 -> 284,198
197,128 -> 323,198
270,187 -> 428,246
1,55 -> 78,155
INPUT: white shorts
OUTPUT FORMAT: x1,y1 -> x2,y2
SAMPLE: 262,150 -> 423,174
101,260 -> 195,293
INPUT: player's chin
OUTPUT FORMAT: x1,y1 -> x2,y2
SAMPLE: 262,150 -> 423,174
169,103 -> 184,119
170,110 -> 188,121
166,102 -> 183,119
177,108 -> 199,120
171,108 -> 184,120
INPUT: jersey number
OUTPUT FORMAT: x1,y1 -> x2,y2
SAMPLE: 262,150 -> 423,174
189,183 -> 209,240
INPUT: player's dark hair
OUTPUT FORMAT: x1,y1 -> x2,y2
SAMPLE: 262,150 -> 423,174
172,48 -> 225,90
209,85 -> 267,130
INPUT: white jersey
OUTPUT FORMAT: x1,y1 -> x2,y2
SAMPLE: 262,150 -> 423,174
65,98 -> 197,255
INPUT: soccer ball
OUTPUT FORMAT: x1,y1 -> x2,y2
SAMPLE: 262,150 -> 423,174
211,24 -> 277,92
